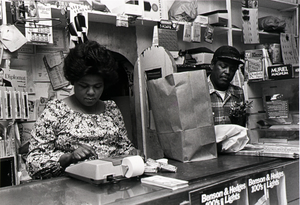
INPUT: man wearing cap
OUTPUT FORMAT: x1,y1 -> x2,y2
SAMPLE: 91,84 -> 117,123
208,45 -> 245,125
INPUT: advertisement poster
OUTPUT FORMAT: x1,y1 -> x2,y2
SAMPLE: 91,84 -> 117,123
247,169 -> 287,205
0,68 -> 27,89
190,178 -> 248,205
189,168 -> 286,205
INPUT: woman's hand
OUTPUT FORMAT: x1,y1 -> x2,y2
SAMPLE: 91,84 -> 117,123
71,144 -> 97,162
59,144 -> 97,168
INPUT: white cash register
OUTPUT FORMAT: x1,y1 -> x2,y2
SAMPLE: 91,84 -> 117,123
65,155 -> 145,184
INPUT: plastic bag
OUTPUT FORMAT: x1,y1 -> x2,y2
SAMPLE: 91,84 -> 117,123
258,16 -> 286,33
215,124 -> 249,153
168,0 -> 198,22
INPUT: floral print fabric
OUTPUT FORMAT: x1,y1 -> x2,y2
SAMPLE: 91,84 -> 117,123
26,99 -> 135,179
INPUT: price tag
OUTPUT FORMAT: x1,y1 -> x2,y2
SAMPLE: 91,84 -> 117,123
183,22 -> 192,42
192,22 -> 201,43
116,14 -> 129,27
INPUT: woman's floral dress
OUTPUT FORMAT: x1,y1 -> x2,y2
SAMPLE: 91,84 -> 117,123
26,99 -> 135,179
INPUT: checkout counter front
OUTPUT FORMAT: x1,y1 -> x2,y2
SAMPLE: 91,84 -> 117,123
0,155 -> 298,205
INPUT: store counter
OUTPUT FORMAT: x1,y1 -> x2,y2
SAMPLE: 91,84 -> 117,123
0,155 -> 298,205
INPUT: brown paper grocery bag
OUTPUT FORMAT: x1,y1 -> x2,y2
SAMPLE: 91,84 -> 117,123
147,70 -> 217,162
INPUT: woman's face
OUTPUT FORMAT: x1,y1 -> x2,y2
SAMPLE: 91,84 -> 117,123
73,74 -> 104,107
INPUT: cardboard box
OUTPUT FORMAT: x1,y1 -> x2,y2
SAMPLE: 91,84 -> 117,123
105,0 -> 168,20
201,10 -> 228,26
191,53 -> 213,65
111,0 -> 144,16
143,0 -> 168,20
207,13 -> 228,26
244,49 -> 270,81
194,15 -> 209,24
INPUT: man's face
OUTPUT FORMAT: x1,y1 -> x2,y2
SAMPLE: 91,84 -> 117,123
210,59 -> 239,91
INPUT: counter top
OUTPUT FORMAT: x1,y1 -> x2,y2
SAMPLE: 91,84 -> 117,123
0,155 -> 297,205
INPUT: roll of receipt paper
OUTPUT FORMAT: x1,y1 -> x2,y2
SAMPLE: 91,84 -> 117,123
122,156 -> 145,178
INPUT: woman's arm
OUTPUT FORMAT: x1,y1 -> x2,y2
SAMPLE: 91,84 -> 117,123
26,101 -> 66,179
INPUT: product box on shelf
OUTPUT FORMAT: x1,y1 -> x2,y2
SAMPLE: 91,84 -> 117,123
0,68 -> 28,120
143,0 -> 168,20
262,79 -> 298,121
0,87 -> 29,121
110,0 -> 169,22
244,49 -> 272,81
244,49 -> 265,81
12,90 -> 21,120
201,10 -> 228,26
194,15 -> 209,24
111,0 -> 144,16
1,87 -> 13,120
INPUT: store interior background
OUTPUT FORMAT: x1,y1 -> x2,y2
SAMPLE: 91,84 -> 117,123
0,1 -> 298,203
6,0 -> 298,147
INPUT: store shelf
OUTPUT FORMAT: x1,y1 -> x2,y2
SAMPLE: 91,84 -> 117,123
231,0 -> 299,11
253,124 -> 299,132
232,27 -> 298,38
258,0 -> 298,11
247,77 -> 299,85
53,8 -> 193,27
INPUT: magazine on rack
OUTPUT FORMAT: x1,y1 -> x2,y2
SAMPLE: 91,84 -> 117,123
43,51 -> 69,90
